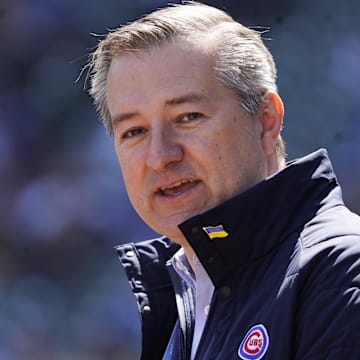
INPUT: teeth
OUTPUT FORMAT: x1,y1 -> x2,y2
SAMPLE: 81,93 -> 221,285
160,179 -> 195,191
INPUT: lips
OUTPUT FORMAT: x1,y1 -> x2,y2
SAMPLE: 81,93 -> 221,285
157,179 -> 199,197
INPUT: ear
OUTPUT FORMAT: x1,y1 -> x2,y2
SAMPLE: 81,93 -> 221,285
259,92 -> 284,155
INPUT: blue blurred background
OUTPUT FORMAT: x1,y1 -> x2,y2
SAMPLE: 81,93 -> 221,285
0,0 -> 359,358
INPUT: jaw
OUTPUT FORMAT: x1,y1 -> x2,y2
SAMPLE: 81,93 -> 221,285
137,180 -> 208,238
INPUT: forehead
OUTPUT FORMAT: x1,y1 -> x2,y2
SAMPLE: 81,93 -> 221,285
106,39 -> 221,107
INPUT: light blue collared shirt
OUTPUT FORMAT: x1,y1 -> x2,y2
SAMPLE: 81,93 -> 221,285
171,248 -> 215,359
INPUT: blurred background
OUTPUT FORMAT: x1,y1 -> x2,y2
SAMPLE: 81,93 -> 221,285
0,0 -> 359,358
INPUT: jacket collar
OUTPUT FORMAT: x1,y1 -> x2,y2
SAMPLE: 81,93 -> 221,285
178,149 -> 342,288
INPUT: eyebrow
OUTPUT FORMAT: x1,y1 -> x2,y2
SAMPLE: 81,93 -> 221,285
111,111 -> 139,126
111,92 -> 208,126
165,93 -> 208,106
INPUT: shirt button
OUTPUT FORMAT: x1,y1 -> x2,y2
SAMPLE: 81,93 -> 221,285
142,305 -> 151,314
220,286 -> 231,299
125,250 -> 135,257
204,305 -> 210,316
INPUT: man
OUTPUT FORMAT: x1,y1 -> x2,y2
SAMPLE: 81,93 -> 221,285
87,2 -> 360,359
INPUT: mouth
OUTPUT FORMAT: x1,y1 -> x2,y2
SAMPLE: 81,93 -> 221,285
157,179 -> 200,197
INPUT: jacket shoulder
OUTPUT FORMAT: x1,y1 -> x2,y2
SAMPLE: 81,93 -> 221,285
294,206 -> 360,358
300,205 -> 360,249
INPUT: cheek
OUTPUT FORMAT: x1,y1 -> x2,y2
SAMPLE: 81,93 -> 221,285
117,157 -> 141,198
121,165 -> 140,195
214,144 -> 223,161
121,174 -> 146,216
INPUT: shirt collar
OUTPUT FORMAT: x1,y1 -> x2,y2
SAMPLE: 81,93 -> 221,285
171,248 -> 196,289
171,248 -> 215,290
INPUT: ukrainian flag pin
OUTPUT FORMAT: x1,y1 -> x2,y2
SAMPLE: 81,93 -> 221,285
202,225 -> 229,240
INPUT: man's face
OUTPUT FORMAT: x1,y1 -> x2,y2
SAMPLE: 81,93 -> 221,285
106,40 -> 271,245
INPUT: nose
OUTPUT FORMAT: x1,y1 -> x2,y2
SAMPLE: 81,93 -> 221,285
146,126 -> 183,171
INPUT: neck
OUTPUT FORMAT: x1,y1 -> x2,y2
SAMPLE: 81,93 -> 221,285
267,153 -> 285,177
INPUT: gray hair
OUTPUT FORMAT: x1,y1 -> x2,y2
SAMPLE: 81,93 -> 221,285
87,1 -> 285,158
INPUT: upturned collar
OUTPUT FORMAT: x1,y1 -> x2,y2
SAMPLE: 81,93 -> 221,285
178,149 -> 342,287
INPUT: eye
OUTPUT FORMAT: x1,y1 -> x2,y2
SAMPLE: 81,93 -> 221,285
121,127 -> 147,139
179,112 -> 204,123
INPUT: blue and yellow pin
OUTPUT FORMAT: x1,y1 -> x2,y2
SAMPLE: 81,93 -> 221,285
202,225 -> 229,240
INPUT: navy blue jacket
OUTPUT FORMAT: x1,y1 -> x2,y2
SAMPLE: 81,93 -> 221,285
117,149 -> 360,359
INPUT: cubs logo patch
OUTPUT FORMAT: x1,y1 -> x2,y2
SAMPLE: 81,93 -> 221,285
238,324 -> 269,360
